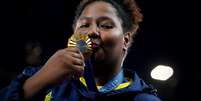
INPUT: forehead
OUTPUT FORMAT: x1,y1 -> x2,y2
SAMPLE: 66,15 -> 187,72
79,1 -> 119,20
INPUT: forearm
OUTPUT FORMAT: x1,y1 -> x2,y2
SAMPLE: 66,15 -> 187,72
23,74 -> 45,99
23,67 -> 51,100
23,64 -> 69,100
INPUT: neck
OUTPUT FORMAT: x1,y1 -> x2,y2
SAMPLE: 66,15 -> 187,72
91,50 -> 126,86
92,61 -> 123,86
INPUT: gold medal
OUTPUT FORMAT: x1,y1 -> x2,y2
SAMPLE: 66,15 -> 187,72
67,33 -> 92,59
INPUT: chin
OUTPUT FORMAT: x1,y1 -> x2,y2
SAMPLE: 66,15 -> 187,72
93,47 -> 105,60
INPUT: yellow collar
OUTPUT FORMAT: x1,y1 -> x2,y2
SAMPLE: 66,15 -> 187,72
79,77 -> 133,90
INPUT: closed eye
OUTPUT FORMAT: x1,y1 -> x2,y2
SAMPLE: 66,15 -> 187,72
99,24 -> 114,29
79,24 -> 90,28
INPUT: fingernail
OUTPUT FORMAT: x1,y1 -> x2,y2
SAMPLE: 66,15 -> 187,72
83,63 -> 86,67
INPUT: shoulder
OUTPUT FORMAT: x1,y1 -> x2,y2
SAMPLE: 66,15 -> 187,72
134,93 -> 161,101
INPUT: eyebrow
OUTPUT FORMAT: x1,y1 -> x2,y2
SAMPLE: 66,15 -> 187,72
79,16 -> 113,22
97,16 -> 113,22
78,17 -> 92,21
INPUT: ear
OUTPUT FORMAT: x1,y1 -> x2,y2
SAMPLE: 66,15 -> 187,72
123,32 -> 132,51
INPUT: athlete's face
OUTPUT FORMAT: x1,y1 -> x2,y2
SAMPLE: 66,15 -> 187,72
74,1 -> 130,68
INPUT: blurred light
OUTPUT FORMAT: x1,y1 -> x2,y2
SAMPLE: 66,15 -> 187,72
151,65 -> 174,81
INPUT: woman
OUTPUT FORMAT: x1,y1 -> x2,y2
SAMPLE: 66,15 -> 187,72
1,0 -> 161,101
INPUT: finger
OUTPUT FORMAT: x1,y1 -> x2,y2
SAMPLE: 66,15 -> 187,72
69,52 -> 83,59
64,54 -> 84,66
72,65 -> 84,72
78,50 -> 85,60
65,47 -> 80,53
63,53 -> 84,66
64,48 -> 84,60
73,58 -> 85,66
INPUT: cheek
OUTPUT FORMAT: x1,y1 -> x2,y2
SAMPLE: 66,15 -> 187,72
100,30 -> 123,47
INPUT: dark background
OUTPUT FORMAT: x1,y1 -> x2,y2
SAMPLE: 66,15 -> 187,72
0,0 -> 200,100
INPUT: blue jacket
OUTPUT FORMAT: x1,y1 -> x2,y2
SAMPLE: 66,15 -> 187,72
0,67 -> 161,101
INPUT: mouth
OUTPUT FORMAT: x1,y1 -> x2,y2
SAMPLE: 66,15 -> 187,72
90,40 -> 103,51
91,41 -> 99,48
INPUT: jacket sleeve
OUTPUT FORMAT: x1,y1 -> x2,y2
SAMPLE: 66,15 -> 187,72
134,93 -> 161,101
0,66 -> 48,101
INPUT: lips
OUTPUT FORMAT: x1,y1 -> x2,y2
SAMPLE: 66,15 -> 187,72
91,41 -> 98,48
90,39 -> 100,48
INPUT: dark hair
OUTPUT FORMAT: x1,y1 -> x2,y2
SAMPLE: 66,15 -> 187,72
73,0 -> 143,35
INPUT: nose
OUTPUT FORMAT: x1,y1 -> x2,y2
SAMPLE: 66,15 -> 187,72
87,25 -> 100,39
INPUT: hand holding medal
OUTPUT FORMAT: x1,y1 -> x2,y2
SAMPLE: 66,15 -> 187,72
68,33 -> 93,60
67,32 -> 98,92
